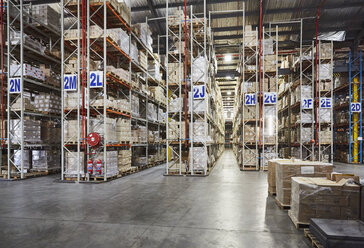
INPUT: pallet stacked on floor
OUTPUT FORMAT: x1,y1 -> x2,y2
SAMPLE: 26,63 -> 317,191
165,3 -> 224,176
333,51 -> 363,163
3,2 -> 62,179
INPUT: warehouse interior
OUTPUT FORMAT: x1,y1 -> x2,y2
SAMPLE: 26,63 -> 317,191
1,0 -> 364,247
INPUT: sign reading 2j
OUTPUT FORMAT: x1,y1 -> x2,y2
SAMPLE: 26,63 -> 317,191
351,102 -> 361,113
320,98 -> 332,108
193,85 -> 205,99
263,92 -> 277,104
64,74 -> 77,91
90,71 -> 104,88
245,93 -> 256,105
9,77 -> 21,94
302,98 -> 313,109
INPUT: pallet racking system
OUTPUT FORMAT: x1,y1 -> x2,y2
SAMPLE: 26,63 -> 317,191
6,1 -> 62,179
165,1 -> 224,176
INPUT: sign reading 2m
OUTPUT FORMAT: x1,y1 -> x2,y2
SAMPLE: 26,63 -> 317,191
64,74 -> 77,91
9,77 -> 21,94
245,93 -> 256,105
193,85 -> 205,99
90,71 -> 104,88
263,92 -> 277,104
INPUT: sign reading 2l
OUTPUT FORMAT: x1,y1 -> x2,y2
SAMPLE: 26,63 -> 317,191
64,74 -> 77,91
263,92 -> 277,104
351,102 -> 361,113
193,85 -> 205,99
9,77 -> 21,94
320,98 -> 332,108
245,93 -> 256,105
90,71 -> 104,88
302,98 -> 313,109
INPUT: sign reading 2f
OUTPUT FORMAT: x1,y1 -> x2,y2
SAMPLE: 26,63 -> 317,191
264,92 -> 277,104
351,102 -> 361,113
64,74 -> 77,91
245,93 -> 256,105
193,85 -> 205,99
9,77 -> 21,94
90,71 -> 104,88
302,98 -> 313,109
320,98 -> 332,108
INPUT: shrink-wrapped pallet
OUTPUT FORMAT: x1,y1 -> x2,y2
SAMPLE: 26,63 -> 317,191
32,150 -> 60,170
65,151 -> 85,176
289,177 -> 360,225
14,149 -> 31,171
190,147 -> 207,171
275,160 -> 333,206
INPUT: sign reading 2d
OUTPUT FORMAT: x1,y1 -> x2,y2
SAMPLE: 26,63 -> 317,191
320,98 -> 332,108
263,92 -> 277,104
245,93 -> 256,105
302,98 -> 313,109
351,102 -> 361,113
90,71 -> 104,88
64,74 -> 77,91
9,77 -> 21,94
193,85 -> 205,99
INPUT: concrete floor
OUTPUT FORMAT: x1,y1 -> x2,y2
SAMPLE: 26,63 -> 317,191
0,150 -> 331,248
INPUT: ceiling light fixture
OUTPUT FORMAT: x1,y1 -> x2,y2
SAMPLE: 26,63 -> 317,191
227,91 -> 232,95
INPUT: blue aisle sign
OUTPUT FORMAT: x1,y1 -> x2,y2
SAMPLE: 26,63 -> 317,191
302,98 -> 313,109
245,93 -> 256,105
351,102 -> 361,113
90,71 -> 104,88
193,85 -> 205,99
320,98 -> 332,108
64,74 -> 77,91
9,77 -> 21,94
263,92 -> 277,104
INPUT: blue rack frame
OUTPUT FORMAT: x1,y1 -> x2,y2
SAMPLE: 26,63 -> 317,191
349,51 -> 363,163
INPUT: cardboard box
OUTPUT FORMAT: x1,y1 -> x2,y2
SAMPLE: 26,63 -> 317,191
275,159 -> 333,206
289,177 -> 360,224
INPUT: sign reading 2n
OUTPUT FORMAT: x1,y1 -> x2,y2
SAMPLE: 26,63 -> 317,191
193,85 -> 205,99
351,102 -> 361,113
263,92 -> 277,104
9,77 -> 21,94
245,93 -> 256,105
90,71 -> 104,88
64,74 -> 77,91
302,98 -> 313,109
320,98 -> 332,108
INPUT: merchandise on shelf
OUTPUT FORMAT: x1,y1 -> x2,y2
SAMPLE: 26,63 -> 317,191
118,149 -> 131,173
168,97 -> 183,112
133,23 -> 153,52
31,4 -> 60,31
10,63 -> 45,81
190,147 -> 207,171
32,150 -> 60,170
192,56 -> 207,83
147,103 -> 158,121
14,150 -> 31,171
34,93 -> 61,114
95,151 -> 119,177
64,120 -> 82,143
10,119 -> 41,144
65,151 -> 85,177
116,119 -> 131,143
168,121 -> 185,140
131,95 -> 140,116
89,117 -> 118,144
131,125 -> 147,143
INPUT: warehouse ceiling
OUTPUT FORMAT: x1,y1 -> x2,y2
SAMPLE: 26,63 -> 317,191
129,0 -> 364,117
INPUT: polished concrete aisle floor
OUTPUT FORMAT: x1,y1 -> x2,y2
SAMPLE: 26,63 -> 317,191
0,150 -> 310,248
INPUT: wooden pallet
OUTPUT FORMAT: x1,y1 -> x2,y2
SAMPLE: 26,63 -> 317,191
240,165 -> 259,171
30,168 -> 61,174
288,210 -> 310,229
1,171 -> 50,180
304,229 -> 323,248
275,198 -> 290,210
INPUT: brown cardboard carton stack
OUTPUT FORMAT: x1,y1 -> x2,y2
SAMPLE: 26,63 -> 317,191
267,159 -> 294,195
289,177 -> 360,225
275,160 -> 333,206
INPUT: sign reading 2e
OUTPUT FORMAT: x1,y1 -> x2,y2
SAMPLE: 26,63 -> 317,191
90,71 -> 104,88
263,92 -> 277,104
351,102 -> 361,113
9,77 -> 21,94
64,74 -> 77,91
245,93 -> 256,105
193,85 -> 205,99
302,98 -> 313,109
320,98 -> 332,108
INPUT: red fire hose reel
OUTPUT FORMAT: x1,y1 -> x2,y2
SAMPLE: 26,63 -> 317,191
87,132 -> 101,147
